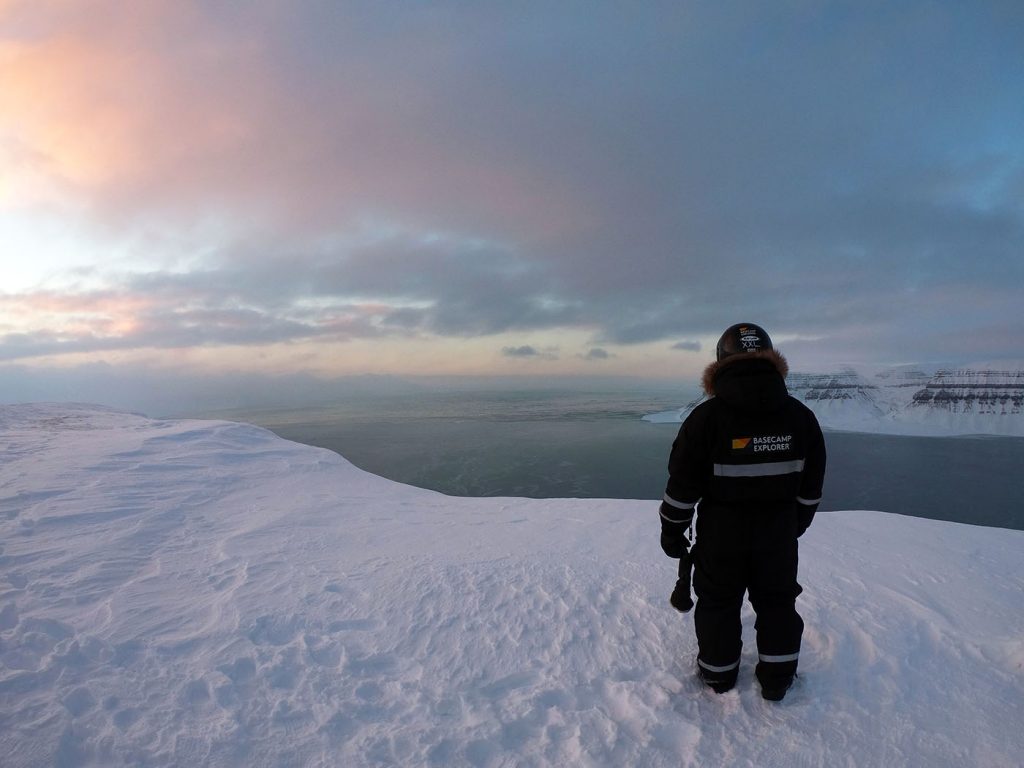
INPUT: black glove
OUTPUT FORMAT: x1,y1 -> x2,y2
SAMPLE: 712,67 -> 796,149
660,517 -> 690,558
670,552 -> 694,613
797,503 -> 818,537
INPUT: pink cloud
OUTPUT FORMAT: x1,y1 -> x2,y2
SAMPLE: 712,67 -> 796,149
0,0 -> 592,241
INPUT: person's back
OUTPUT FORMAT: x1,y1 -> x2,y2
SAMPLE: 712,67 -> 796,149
659,323 -> 826,700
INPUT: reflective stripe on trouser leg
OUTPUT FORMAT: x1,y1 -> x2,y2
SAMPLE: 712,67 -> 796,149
758,652 -> 799,663
698,657 -> 740,674
692,545 -> 745,681
755,650 -> 799,690
748,537 -> 803,681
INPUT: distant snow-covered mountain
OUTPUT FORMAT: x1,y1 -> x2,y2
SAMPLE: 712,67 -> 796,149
909,369 -> 1024,414
645,363 -> 1024,437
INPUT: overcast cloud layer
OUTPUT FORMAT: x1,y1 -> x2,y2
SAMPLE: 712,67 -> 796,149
2,1 -> 1023,388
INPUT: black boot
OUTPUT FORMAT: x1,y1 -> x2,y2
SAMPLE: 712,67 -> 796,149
761,684 -> 790,704
760,677 -> 793,701
757,666 -> 797,702
697,664 -> 738,694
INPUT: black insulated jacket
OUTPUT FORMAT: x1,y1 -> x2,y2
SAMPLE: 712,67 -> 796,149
661,350 -> 826,552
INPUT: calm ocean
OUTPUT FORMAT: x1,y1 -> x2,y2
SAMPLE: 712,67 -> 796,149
203,388 -> 1024,531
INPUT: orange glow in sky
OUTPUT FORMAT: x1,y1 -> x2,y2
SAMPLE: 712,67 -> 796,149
1,0 -> 1022,390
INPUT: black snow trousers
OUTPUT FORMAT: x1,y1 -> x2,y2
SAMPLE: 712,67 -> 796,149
692,538 -> 803,689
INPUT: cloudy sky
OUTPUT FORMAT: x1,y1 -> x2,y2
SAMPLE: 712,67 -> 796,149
2,1 -> 1023,402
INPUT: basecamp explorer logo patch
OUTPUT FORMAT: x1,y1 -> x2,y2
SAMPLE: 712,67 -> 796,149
732,434 -> 792,453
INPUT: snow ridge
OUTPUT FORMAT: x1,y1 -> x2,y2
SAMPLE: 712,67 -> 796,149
1,404 -> 1023,767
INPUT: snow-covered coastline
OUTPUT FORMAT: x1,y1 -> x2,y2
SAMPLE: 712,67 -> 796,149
2,404 -> 1022,767
644,364 -> 1024,437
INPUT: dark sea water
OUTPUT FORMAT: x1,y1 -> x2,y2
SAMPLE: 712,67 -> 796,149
204,389 -> 1024,531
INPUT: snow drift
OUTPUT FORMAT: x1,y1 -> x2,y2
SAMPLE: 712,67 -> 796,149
1,404 -> 1022,767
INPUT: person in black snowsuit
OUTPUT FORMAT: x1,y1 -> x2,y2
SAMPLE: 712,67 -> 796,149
659,323 -> 826,701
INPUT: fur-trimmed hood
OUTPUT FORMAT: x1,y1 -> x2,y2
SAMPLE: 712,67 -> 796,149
701,349 -> 789,396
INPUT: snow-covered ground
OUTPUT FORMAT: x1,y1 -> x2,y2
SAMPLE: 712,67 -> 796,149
1,404 -> 1022,767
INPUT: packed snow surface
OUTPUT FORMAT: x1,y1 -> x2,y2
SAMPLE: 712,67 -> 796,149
2,404 -> 1022,767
